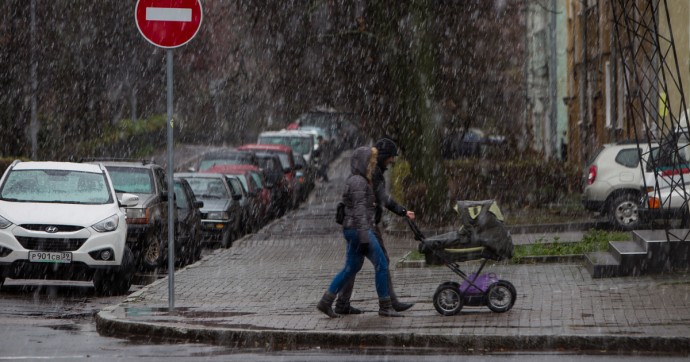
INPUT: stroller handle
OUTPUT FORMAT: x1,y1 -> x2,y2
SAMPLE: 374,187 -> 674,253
406,218 -> 425,241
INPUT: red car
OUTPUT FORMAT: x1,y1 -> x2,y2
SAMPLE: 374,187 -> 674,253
204,164 -> 271,231
237,144 -> 298,214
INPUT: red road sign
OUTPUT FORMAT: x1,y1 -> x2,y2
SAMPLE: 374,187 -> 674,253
135,0 -> 202,48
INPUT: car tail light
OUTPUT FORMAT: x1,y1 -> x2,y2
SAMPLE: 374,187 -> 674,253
587,165 -> 597,185
126,208 -> 150,224
647,197 -> 661,209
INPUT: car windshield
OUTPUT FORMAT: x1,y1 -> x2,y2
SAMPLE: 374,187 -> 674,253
183,177 -> 229,199
259,136 -> 311,155
0,169 -> 111,204
106,166 -> 154,194
173,182 -> 189,209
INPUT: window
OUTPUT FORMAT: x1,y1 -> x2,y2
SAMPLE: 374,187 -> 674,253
615,148 -> 640,168
605,61 -> 612,128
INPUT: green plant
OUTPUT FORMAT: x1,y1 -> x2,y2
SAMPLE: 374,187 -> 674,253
512,229 -> 630,260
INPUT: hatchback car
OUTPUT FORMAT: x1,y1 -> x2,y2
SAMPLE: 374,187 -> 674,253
582,142 -> 657,230
193,149 -> 258,172
0,161 -> 139,295
204,165 -> 270,230
90,159 -> 173,270
237,144 -> 298,212
173,177 -> 204,266
174,172 -> 243,248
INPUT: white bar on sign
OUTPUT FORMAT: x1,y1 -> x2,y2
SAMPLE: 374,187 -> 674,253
146,7 -> 192,22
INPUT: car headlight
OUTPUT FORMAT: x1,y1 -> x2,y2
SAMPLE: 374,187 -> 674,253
207,211 -> 229,220
92,214 -> 120,233
0,214 -> 12,229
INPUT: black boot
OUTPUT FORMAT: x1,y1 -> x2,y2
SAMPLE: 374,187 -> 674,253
317,292 -> 340,318
392,300 -> 415,312
378,297 -> 403,317
334,302 -> 363,315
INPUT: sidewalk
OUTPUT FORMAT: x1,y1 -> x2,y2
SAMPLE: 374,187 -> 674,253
96,151 -> 690,354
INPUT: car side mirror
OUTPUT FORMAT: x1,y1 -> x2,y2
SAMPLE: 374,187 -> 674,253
119,193 -> 139,208
194,201 -> 204,208
232,194 -> 242,201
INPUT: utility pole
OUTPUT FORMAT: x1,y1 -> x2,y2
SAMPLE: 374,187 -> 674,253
30,0 -> 38,159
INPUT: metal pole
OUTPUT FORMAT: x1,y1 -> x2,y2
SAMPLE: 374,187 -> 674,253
166,49 -> 175,310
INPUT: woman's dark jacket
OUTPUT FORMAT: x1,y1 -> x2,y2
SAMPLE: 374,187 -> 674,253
342,147 -> 377,245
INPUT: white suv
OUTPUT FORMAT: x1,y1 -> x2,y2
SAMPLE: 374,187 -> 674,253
582,142 -> 656,230
0,161 -> 138,295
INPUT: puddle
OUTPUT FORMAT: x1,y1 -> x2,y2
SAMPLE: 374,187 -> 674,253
125,307 -> 253,318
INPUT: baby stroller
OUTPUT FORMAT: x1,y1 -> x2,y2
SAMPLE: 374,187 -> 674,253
410,200 -> 517,316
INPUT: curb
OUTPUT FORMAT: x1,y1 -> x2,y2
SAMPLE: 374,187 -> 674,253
95,308 -> 690,354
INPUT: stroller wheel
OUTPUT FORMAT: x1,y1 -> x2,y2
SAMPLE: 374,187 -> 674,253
486,280 -> 516,313
433,282 -> 463,316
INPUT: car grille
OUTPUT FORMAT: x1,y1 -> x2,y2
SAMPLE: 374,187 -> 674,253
20,224 -> 84,233
15,237 -> 87,251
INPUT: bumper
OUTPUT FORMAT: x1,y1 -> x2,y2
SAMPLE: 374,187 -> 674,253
638,206 -> 686,222
200,220 -> 231,241
581,196 -> 605,212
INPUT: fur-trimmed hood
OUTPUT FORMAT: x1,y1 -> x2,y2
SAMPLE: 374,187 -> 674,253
350,146 -> 378,182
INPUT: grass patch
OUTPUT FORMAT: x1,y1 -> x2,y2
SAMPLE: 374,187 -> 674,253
512,229 -> 630,260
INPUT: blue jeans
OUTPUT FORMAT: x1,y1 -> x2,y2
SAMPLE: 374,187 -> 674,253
327,228 -> 390,299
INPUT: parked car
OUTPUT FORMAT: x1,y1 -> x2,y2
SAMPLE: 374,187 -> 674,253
204,165 -> 269,230
638,142 -> 690,226
237,144 -> 298,212
192,149 -> 258,172
441,128 -> 487,159
0,160 -> 139,295
293,153 -> 315,202
258,130 -> 316,164
174,172 -> 243,248
254,152 -> 289,218
89,159 -> 173,270
582,142 -> 660,230
173,177 -> 204,266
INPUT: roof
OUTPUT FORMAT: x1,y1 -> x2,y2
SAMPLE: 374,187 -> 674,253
12,161 -> 105,174
202,165 -> 259,175
260,130 -> 314,138
174,172 -> 226,179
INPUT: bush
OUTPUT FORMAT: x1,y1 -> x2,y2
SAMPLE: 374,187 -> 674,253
391,157 -> 581,214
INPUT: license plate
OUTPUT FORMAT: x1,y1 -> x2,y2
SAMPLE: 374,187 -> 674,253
28,251 -> 72,264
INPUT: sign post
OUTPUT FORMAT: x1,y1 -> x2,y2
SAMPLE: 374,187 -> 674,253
135,0 -> 202,311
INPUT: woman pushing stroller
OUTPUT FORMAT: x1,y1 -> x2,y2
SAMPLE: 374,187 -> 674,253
316,146 -> 404,317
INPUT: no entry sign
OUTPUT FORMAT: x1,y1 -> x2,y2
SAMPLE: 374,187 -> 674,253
135,0 -> 202,48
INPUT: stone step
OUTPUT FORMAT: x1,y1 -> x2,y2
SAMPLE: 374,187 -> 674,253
609,241 -> 647,276
585,251 -> 620,278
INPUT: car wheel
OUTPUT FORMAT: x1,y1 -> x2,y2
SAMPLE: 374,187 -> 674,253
141,230 -> 166,270
608,193 -> 640,230
93,247 -> 134,296
220,229 -> 232,248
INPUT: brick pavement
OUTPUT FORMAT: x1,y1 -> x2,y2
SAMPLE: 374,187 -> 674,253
97,150 -> 690,354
